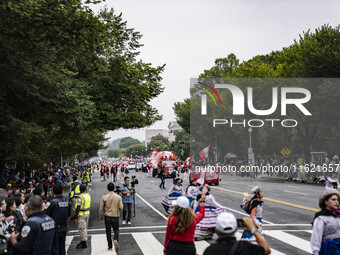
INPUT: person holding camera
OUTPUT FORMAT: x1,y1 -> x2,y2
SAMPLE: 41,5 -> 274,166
203,212 -> 271,255
121,177 -> 135,225
164,195 -> 206,255
99,182 -> 123,251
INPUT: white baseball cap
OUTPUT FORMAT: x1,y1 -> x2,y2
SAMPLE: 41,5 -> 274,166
216,212 -> 237,234
172,196 -> 190,208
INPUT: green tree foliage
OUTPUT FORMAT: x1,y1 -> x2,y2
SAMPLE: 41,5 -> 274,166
173,99 -> 190,134
107,149 -> 120,158
119,137 -> 142,149
191,25 -> 340,163
0,0 -> 164,168
126,144 -> 147,157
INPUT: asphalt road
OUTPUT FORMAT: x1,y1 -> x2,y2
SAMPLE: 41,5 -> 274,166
66,170 -> 323,255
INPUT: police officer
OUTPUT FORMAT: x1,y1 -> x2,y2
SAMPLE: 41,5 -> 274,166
69,175 -> 80,218
74,184 -> 91,249
45,184 -> 71,255
10,195 -> 55,255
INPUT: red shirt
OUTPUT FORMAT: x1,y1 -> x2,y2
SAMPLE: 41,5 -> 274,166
164,206 -> 205,250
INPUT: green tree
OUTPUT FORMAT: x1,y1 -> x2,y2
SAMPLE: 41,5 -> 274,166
107,149 -> 120,158
126,144 -> 147,157
119,137 -> 142,149
173,99 -> 190,134
0,0 -> 164,168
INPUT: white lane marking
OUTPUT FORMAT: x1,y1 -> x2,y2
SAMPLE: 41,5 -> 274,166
283,190 -> 308,196
195,240 -> 210,255
132,232 -> 164,255
263,230 -> 312,253
91,234 -> 117,255
65,235 -> 73,252
305,230 -> 312,233
135,193 -> 168,221
68,225 -> 167,233
223,206 -> 274,224
262,224 -> 311,227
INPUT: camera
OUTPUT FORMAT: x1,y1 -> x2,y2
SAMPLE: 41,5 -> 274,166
114,186 -> 121,195
131,175 -> 138,188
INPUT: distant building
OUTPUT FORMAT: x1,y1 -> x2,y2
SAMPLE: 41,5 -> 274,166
145,121 -> 182,146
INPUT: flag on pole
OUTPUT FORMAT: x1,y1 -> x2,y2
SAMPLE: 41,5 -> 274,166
129,155 -> 132,160
184,156 -> 193,167
196,170 -> 206,185
199,145 -> 210,161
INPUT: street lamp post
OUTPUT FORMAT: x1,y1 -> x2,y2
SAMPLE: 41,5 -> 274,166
248,128 -> 253,164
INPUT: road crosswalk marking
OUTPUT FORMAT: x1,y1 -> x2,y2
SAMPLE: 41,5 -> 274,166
67,230 -> 312,255
132,232 -> 164,254
91,234 -> 117,255
263,230 -> 312,253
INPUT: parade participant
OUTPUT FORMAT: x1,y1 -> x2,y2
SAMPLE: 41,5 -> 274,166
100,166 -> 104,182
99,182 -> 123,251
161,177 -> 185,214
159,166 -> 166,189
325,173 -> 340,190
311,189 -> 340,255
45,184 -> 71,255
74,184 -> 91,249
186,178 -> 199,207
10,195 -> 55,255
203,213 -> 271,255
194,185 -> 226,240
164,195 -> 206,255
121,177 -> 135,225
111,166 -> 117,182
241,185 -> 264,245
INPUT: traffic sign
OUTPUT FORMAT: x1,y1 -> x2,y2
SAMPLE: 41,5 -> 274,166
281,147 -> 291,158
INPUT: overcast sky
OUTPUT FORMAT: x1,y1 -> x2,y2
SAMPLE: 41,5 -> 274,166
92,0 -> 340,142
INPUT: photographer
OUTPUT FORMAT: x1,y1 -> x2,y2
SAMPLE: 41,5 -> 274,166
99,183 -> 123,251
203,212 -> 271,255
120,177 -> 135,225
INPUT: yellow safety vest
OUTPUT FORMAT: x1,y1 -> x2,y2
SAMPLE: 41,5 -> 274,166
77,193 -> 91,216
69,181 -> 80,198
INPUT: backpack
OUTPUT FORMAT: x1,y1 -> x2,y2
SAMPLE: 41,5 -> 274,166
240,198 -> 262,214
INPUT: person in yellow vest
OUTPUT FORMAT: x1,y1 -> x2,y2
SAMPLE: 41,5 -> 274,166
69,175 -> 81,218
74,184 -> 91,249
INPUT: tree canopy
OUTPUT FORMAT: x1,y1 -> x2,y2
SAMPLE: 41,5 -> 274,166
0,0 -> 164,168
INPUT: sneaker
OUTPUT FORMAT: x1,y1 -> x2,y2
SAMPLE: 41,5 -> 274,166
113,240 -> 119,251
122,220 -> 126,225
127,222 -> 131,225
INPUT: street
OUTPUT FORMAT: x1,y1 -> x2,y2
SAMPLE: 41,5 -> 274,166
65,170 -> 323,255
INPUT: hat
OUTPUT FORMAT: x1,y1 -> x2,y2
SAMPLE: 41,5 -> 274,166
216,212 -> 237,234
199,185 -> 211,192
172,196 -> 190,208
251,185 -> 262,194
319,189 -> 340,209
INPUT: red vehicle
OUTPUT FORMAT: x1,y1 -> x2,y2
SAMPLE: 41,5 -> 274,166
189,167 -> 220,186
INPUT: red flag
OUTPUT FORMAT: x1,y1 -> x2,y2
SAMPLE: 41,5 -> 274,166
129,155 -> 132,160
184,156 -> 193,167
199,145 -> 210,161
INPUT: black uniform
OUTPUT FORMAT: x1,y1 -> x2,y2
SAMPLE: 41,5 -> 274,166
45,196 -> 71,255
12,211 -> 55,255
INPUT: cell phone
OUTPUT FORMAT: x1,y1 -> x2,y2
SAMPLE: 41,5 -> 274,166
237,219 -> 246,228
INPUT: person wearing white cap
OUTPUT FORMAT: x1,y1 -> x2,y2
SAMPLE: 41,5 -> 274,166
163,194 -> 206,255
311,189 -> 340,255
203,212 -> 271,255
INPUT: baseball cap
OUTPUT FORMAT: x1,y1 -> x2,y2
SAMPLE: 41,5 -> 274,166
216,212 -> 237,234
172,196 -> 190,208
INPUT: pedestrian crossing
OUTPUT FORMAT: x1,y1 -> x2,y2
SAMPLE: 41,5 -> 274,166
66,228 -> 313,255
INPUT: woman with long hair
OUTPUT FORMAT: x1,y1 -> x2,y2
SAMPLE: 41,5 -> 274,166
241,185 -> 264,245
311,189 -> 340,255
164,195 -> 206,255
